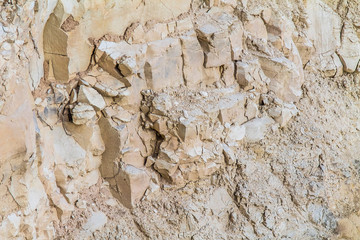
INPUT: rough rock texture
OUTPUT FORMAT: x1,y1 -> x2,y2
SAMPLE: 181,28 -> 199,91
2,0 -> 360,239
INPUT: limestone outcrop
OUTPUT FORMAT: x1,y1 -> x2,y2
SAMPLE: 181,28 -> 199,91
1,0 -> 360,239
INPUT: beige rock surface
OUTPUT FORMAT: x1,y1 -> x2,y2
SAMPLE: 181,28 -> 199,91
3,0 -> 360,239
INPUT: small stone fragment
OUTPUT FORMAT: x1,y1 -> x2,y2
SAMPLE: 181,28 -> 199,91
78,85 -> 106,111
82,211 -> 107,233
71,103 -> 96,125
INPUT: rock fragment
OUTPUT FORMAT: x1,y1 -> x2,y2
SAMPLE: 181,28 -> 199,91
78,85 -> 106,111
71,103 -> 96,125
243,117 -> 275,142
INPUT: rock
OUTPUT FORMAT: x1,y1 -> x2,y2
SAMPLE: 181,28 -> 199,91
82,211 -> 107,233
151,93 -> 173,115
38,106 -> 58,127
70,89 -> 77,103
93,83 -> 119,97
53,84 -> 69,104
71,103 -> 96,125
154,159 -> 179,179
111,107 -> 133,123
176,18 -> 194,32
245,101 -> 259,120
261,8 -> 272,24
223,144 -> 236,165
52,125 -> 87,168
308,204 -> 337,231
105,198 -> 118,207
0,214 -> 21,238
337,22 -> 360,73
337,218 -> 359,239
229,22 -> 244,60
64,121 -> 105,157
116,165 -> 150,208
82,75 -> 97,86
227,125 -> 246,142
319,53 -> 343,77
268,107 -> 282,118
117,55 -> 137,76
180,31 -> 205,88
153,117 -> 169,136
244,17 -> 268,41
196,23 -> 231,68
273,103 -> 298,127
96,41 -> 147,87
195,11 -> 233,68
217,93 -> 247,125
207,187 -> 234,216
293,34 -> 315,66
127,23 -> 146,44
78,85 -> 106,111
178,117 -> 198,142
259,56 -> 303,103
146,156 -> 156,167
96,72 -> 127,90
75,199 -> 87,209
243,117 -> 275,142
145,38 -> 184,90
306,0 -> 341,55
99,117 -> 129,175
236,59 -> 267,91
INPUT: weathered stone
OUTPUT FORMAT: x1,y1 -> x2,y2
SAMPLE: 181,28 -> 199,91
229,22 -> 244,61
152,93 -> 173,115
259,56 -> 303,103
145,38 -> 184,90
38,106 -> 58,127
319,53 -> 343,77
293,34 -> 315,66
82,75 -> 97,86
236,59 -> 267,91
153,117 -> 169,136
223,144 -> 236,165
273,103 -> 298,127
0,214 -> 21,238
146,156 -> 156,167
93,82 -> 119,97
227,124 -> 246,142
245,101 -> 259,120
196,23 -> 231,68
82,211 -> 107,233
96,73 -> 126,92
78,85 -> 106,111
71,103 -> 96,125
96,41 -> 147,87
217,93 -> 247,125
178,117 -> 198,142
306,0 -> 341,55
180,31 -> 205,88
99,117 -> 129,177
111,107 -> 133,123
118,55 -> 137,77
261,8 -> 272,24
154,159 -> 178,179
176,18 -> 194,33
115,165 -> 150,208
64,121 -> 105,156
243,117 -> 275,142
244,17 -> 267,41
337,22 -> 360,73
144,23 -> 169,42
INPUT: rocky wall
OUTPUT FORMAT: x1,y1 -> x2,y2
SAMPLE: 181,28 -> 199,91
1,0 -> 360,239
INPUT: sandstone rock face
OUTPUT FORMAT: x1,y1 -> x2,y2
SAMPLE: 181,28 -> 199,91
2,0 -> 360,239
